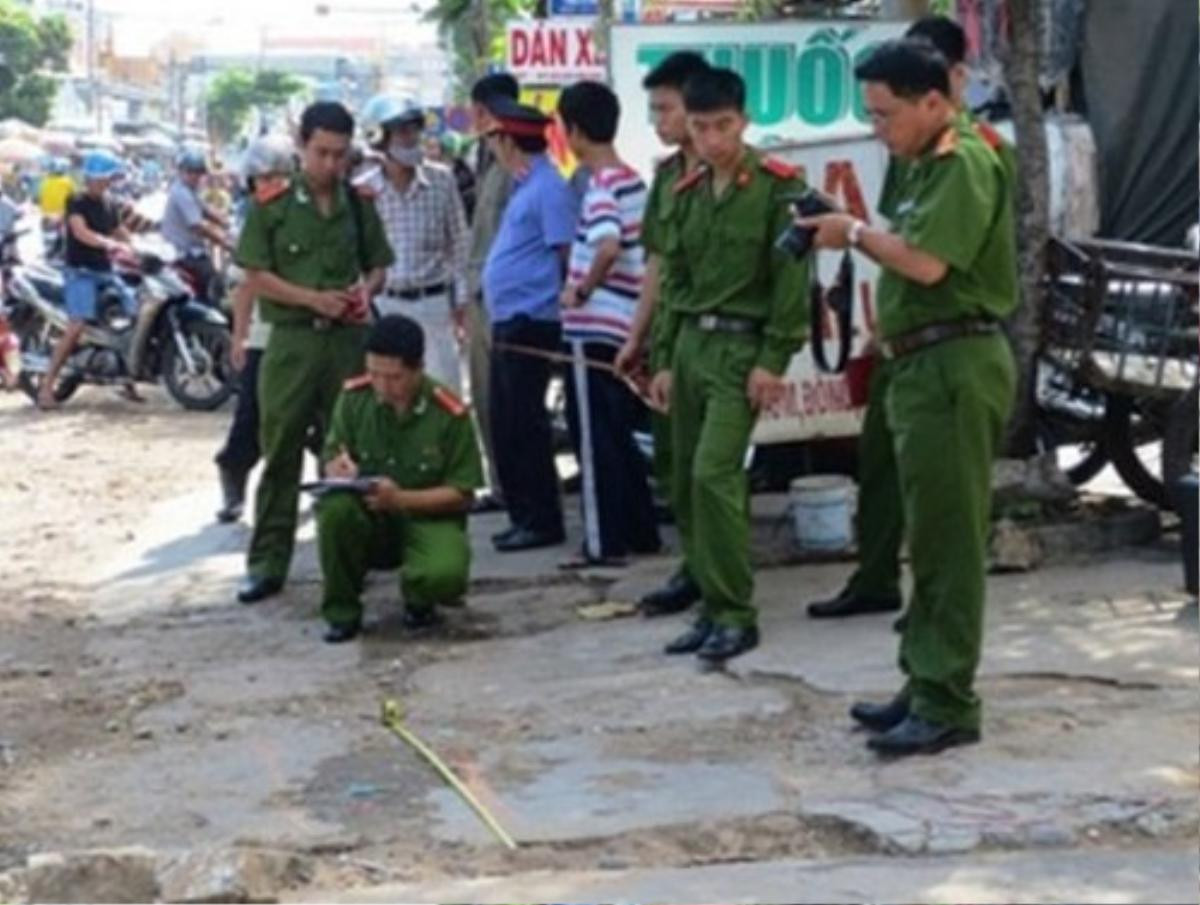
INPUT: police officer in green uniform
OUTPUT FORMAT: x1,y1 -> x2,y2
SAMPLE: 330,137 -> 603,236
615,50 -> 711,617
236,102 -> 395,604
808,15 -> 1017,626
648,67 -> 810,664
800,40 -> 1017,756
316,315 -> 484,643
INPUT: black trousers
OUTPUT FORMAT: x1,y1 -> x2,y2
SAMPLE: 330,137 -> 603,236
178,252 -> 217,303
215,348 -> 263,474
490,316 -> 563,535
564,340 -> 660,559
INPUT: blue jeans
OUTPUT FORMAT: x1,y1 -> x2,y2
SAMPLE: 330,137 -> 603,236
64,268 -> 136,323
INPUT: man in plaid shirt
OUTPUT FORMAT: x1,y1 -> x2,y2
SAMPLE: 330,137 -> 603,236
358,95 -> 470,395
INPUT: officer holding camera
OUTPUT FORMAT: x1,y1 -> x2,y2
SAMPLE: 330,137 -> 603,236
648,67 -> 810,665
799,39 -> 1017,756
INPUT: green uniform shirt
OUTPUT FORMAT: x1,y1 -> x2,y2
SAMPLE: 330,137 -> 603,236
878,110 -> 1016,219
663,147 -> 811,374
323,377 -> 484,495
641,152 -> 694,341
235,175 -> 395,326
875,119 -> 1017,340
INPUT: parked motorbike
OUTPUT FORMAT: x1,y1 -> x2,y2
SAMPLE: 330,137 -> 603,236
6,238 -> 235,411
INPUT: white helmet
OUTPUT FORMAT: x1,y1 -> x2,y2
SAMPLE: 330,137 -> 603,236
359,94 -> 424,147
239,134 -> 296,184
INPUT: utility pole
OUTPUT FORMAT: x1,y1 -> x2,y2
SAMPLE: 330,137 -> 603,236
87,0 -> 101,131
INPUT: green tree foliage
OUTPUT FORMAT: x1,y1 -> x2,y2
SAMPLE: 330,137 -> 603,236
427,0 -> 539,95
205,67 -> 304,144
0,1 -> 72,126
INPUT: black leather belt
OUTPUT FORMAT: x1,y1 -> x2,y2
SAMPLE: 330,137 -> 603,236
692,313 -> 761,335
880,318 -> 999,360
385,282 -> 447,300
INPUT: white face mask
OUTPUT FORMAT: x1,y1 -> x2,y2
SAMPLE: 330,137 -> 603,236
388,143 -> 423,168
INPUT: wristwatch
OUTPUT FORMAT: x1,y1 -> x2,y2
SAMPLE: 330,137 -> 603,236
847,219 -> 866,249
575,284 -> 592,301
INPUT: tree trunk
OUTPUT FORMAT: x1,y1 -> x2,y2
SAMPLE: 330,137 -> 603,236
1001,0 -> 1051,457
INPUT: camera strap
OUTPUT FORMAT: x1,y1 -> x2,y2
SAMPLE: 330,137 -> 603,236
809,251 -> 855,374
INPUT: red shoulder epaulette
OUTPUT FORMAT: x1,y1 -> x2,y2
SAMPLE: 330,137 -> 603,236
254,178 -> 289,204
973,121 -> 1004,151
934,127 -> 960,158
760,156 -> 798,180
342,374 -> 372,391
432,385 -> 467,417
672,164 -> 706,195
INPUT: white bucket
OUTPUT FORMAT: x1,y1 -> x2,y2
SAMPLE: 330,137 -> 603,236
790,475 -> 854,552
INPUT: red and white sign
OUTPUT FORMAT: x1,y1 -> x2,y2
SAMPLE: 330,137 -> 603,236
507,19 -> 606,84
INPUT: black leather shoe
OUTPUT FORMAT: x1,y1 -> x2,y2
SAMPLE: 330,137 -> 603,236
640,572 -> 702,618
215,465 -> 248,524
850,694 -> 910,732
807,588 -> 903,619
493,526 -> 565,553
664,619 -> 713,655
491,525 -> 518,544
401,607 -> 443,631
697,625 -> 760,662
867,714 -> 980,757
323,622 -> 361,644
237,575 -> 283,604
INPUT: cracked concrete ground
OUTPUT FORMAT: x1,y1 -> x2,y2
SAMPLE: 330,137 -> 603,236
0,391 -> 1196,903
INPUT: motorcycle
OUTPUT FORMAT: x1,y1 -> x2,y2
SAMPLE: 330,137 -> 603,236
6,238 -> 236,411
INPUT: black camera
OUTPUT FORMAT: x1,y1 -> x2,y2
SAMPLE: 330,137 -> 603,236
774,189 -> 836,259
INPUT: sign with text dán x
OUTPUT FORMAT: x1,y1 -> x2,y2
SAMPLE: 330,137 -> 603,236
507,19 -> 607,84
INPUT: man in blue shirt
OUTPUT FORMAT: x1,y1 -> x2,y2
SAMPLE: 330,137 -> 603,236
162,150 -> 231,302
482,98 -> 577,552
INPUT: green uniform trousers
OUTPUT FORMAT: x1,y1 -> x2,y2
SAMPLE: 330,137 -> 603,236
317,493 -> 471,626
847,357 -> 905,599
670,322 -> 759,629
888,334 -> 1015,731
248,322 -> 366,583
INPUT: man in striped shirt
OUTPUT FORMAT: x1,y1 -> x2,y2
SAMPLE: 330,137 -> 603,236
557,81 -> 661,565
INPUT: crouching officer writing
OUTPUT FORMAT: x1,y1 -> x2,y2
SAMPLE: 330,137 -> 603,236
317,315 -> 484,644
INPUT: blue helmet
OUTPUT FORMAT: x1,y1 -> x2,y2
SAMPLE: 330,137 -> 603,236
177,148 -> 208,173
82,151 -> 124,182
360,94 -> 423,147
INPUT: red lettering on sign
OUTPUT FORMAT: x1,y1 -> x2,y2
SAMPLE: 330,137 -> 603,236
859,279 -> 877,339
824,160 -> 870,222
511,30 -> 529,66
576,29 -> 594,66
548,28 -> 567,66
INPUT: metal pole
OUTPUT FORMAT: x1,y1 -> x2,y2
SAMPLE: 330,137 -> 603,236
87,0 -> 100,131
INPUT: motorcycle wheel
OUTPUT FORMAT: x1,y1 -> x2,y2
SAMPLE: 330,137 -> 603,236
1105,392 -> 1172,509
16,319 -> 81,404
1034,407 -> 1109,486
163,320 -> 234,411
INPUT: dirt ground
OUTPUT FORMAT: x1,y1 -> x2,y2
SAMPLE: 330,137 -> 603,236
0,384 -> 1196,904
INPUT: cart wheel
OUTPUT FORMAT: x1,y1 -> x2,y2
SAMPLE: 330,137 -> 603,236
1105,393 -> 1172,509
1162,386 -> 1199,511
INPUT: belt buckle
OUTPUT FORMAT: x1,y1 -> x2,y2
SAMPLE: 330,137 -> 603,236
313,317 -> 332,331
879,340 -> 896,360
698,314 -> 718,331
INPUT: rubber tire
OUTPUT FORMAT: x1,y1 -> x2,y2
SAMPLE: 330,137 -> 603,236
1034,410 -> 1109,486
163,320 -> 235,412
1105,393 -> 1171,509
1162,386 -> 1199,511
16,321 -> 81,405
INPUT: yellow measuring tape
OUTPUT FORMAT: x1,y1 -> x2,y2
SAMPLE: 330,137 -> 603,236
380,699 -> 519,850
